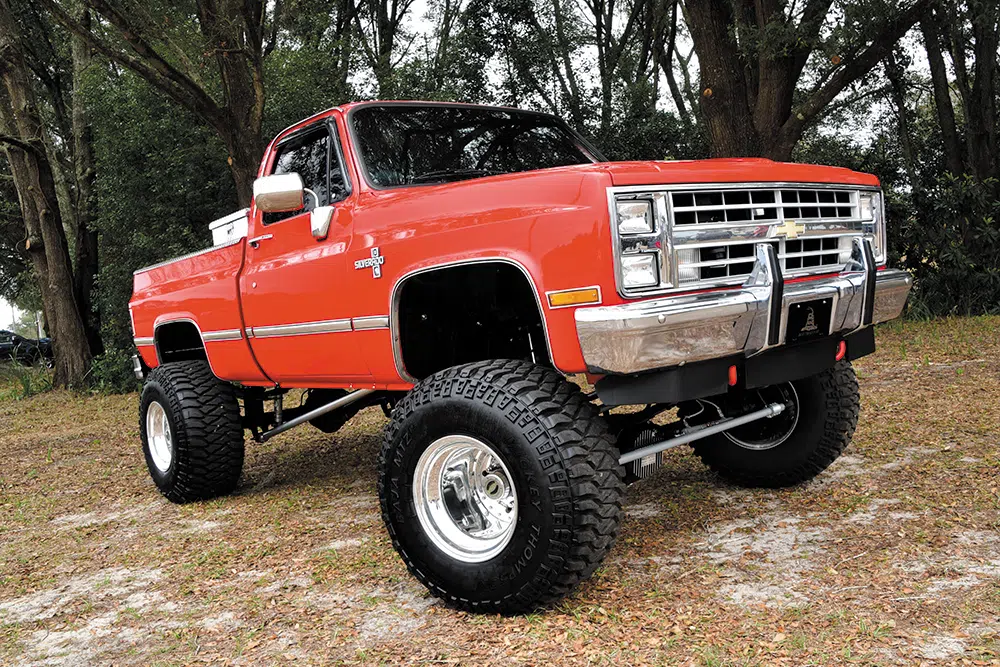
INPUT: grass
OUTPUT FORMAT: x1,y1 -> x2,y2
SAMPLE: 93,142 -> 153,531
1,316 -> 999,664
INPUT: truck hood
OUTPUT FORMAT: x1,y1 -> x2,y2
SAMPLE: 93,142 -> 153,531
597,158 -> 880,188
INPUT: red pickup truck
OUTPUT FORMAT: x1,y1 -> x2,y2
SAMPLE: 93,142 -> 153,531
130,101 -> 911,613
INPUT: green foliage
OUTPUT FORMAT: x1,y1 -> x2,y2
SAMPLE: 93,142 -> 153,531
87,346 -> 140,394
86,68 -> 237,352
899,176 -> 1000,316
598,109 -> 708,162
0,361 -> 52,400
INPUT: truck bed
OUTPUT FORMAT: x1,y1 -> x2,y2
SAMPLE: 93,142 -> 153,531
130,239 -> 268,383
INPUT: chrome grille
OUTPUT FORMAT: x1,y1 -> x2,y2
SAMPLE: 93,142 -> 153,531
610,183 -> 879,297
670,186 -> 862,287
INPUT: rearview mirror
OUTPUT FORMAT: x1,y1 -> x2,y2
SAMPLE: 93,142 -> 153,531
253,173 -> 304,213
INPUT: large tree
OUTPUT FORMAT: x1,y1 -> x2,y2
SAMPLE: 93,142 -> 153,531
0,0 -> 92,387
682,0 -> 931,159
12,1 -> 103,355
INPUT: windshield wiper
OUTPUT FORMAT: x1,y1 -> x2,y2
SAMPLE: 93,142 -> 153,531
411,168 -> 497,184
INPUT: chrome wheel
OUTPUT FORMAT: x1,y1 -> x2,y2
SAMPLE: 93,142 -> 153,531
146,400 -> 174,472
724,383 -> 800,451
412,435 -> 518,563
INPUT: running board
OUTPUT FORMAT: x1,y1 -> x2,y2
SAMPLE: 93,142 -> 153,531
258,388 -> 376,442
618,402 -> 786,465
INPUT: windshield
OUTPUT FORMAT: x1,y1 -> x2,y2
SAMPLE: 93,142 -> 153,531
350,104 -> 598,188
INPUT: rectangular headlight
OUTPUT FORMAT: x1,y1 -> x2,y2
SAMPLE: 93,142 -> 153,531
616,200 -> 654,235
621,254 -> 659,288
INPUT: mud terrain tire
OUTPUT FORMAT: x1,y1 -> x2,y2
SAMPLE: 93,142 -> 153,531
139,360 -> 244,503
378,359 -> 624,614
691,360 -> 860,488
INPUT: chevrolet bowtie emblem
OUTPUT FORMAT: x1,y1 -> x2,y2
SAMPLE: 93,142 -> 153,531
775,219 -> 806,239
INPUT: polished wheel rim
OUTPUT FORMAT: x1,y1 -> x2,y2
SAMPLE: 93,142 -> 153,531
146,401 -> 173,472
413,435 -> 518,563
724,383 -> 800,451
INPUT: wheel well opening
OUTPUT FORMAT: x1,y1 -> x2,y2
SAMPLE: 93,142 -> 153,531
396,263 -> 550,380
155,321 -> 207,365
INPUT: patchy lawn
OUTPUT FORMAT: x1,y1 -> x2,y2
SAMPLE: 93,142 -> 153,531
1,316 -> 999,665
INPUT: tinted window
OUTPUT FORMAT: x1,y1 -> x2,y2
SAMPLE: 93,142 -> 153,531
265,125 -> 349,224
351,105 -> 595,188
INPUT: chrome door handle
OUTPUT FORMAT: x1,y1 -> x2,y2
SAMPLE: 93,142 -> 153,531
248,234 -> 273,248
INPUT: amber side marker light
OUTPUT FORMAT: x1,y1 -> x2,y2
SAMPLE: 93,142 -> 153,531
835,340 -> 847,361
547,287 -> 601,308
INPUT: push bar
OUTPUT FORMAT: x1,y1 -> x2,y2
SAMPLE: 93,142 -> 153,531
619,402 -> 786,465
259,388 -> 375,442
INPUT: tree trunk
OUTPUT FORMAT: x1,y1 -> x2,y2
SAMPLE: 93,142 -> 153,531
71,7 -> 102,356
884,52 -> 921,190
684,0 -> 760,156
921,13 -> 965,176
0,0 -> 91,387
217,128 -> 263,207
197,0 -> 266,206
966,4 -> 999,182
683,0 -> 928,159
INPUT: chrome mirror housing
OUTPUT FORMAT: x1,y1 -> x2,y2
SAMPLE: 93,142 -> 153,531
253,173 -> 305,213
311,205 -> 335,240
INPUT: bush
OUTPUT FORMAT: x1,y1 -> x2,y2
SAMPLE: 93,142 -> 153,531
895,176 -> 1000,317
88,347 -> 141,394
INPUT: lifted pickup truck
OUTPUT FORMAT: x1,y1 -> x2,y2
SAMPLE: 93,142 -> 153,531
130,101 -> 911,613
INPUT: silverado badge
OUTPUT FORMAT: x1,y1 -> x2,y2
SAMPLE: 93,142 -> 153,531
774,219 -> 806,239
355,247 -> 385,278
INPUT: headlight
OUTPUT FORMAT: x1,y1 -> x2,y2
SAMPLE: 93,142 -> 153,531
616,200 -> 654,235
621,254 -> 659,288
858,191 -> 886,263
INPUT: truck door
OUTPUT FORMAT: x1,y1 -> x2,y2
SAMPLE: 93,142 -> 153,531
239,119 -> 371,384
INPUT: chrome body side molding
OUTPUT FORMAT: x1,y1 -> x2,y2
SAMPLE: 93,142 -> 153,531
250,318 -> 353,338
201,329 -> 244,342
353,315 -> 390,330
245,315 -> 390,339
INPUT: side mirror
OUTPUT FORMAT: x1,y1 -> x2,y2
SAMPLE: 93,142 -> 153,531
253,173 -> 305,213
311,205 -> 336,240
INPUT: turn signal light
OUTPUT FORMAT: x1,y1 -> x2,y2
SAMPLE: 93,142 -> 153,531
547,287 -> 601,308
835,340 -> 847,361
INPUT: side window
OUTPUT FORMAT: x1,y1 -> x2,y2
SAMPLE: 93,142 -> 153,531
265,128 -> 329,225
263,123 -> 351,226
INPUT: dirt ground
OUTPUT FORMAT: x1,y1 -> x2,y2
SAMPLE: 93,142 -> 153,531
1,317 -> 998,666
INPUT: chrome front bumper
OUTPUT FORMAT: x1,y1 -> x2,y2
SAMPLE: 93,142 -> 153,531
575,239 -> 912,374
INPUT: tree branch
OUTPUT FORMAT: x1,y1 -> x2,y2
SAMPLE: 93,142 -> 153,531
772,0 -> 930,154
0,133 -> 44,156
37,0 -> 224,128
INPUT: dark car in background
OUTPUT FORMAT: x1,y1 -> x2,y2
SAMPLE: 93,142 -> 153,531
0,330 -> 53,366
